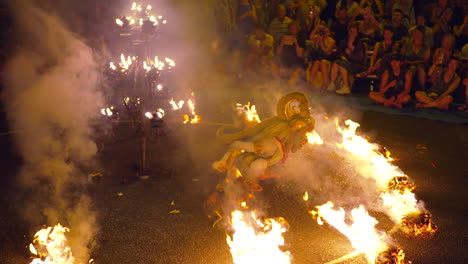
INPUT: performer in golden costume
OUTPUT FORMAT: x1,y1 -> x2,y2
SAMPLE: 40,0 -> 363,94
205,92 -> 315,224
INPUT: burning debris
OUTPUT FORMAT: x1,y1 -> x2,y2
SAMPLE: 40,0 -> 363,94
386,176 -> 415,194
29,224 -> 77,264
236,102 -> 261,126
334,119 -> 438,237
400,212 -> 438,238
376,247 -> 412,264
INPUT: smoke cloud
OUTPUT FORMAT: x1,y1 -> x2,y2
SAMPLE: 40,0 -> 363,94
3,0 -> 104,261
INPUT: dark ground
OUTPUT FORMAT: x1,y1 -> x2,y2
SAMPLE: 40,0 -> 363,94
0,90 -> 467,264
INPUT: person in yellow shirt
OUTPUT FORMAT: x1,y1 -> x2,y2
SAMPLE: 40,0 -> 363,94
246,25 -> 275,75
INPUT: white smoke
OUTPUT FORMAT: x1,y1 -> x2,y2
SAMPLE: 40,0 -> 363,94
3,0 -> 103,261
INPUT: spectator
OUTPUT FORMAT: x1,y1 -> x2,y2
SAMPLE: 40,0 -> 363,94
268,4 -> 293,48
329,22 -> 366,94
457,43 -> 468,112
307,25 -> 337,90
336,0 -> 360,19
352,5 -> 380,46
390,9 -> 409,41
453,14 -> 468,50
305,5 -> 324,35
401,25 -> 430,90
286,0 -> 327,33
409,15 -> 434,49
246,25 -> 275,74
236,0 -> 257,44
276,22 -> 306,84
432,33 -> 456,66
331,8 -> 350,44
415,57 -> 461,109
430,0 -> 453,40
392,0 -> 415,26
357,25 -> 399,77
359,0 -> 384,18
369,53 -> 412,108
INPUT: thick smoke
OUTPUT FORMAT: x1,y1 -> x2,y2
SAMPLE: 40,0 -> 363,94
3,0 -> 103,261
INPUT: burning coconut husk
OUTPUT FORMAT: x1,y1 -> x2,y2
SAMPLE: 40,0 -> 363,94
386,176 -> 415,194
376,247 -> 412,264
400,212 -> 438,238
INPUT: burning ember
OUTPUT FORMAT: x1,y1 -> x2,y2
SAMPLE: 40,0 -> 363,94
310,201 -> 387,263
183,98 -> 201,124
29,224 -> 77,264
376,247 -> 411,264
236,103 -> 261,125
400,212 -> 438,238
386,176 -> 415,194
227,210 -> 291,264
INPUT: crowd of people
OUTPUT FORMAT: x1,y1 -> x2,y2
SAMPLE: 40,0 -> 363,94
220,0 -> 468,112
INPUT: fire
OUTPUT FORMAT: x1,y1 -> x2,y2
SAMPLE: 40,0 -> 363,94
227,210 -> 291,264
236,103 -> 261,124
311,201 -> 387,263
29,224 -> 77,264
306,131 -> 323,145
334,119 -> 436,237
184,99 -> 201,124
169,98 -> 184,110
115,18 -> 123,26
400,212 -> 438,238
376,247 -> 410,264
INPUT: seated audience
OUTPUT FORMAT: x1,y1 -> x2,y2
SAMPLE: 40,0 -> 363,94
409,15 -> 434,49
359,0 -> 384,18
329,22 -> 366,94
246,25 -> 275,74
331,8 -> 350,44
236,0 -> 257,47
453,14 -> 468,50
430,0 -> 453,43
352,5 -> 380,46
336,0 -> 360,19
276,22 -> 305,84
268,4 -> 293,48
307,25 -> 336,90
432,33 -> 456,66
286,0 -> 327,32
357,25 -> 399,77
401,26 -> 430,90
392,0 -> 415,26
369,53 -> 412,108
415,57 -> 461,109
389,9 -> 408,41
305,5 -> 325,36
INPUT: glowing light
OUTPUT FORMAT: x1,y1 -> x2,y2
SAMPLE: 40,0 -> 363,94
157,108 -> 165,119
169,99 -> 184,110
156,84 -> 163,91
227,210 -> 291,264
115,18 -> 123,26
165,58 -> 176,68
109,62 -> 117,71
145,112 -> 154,119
